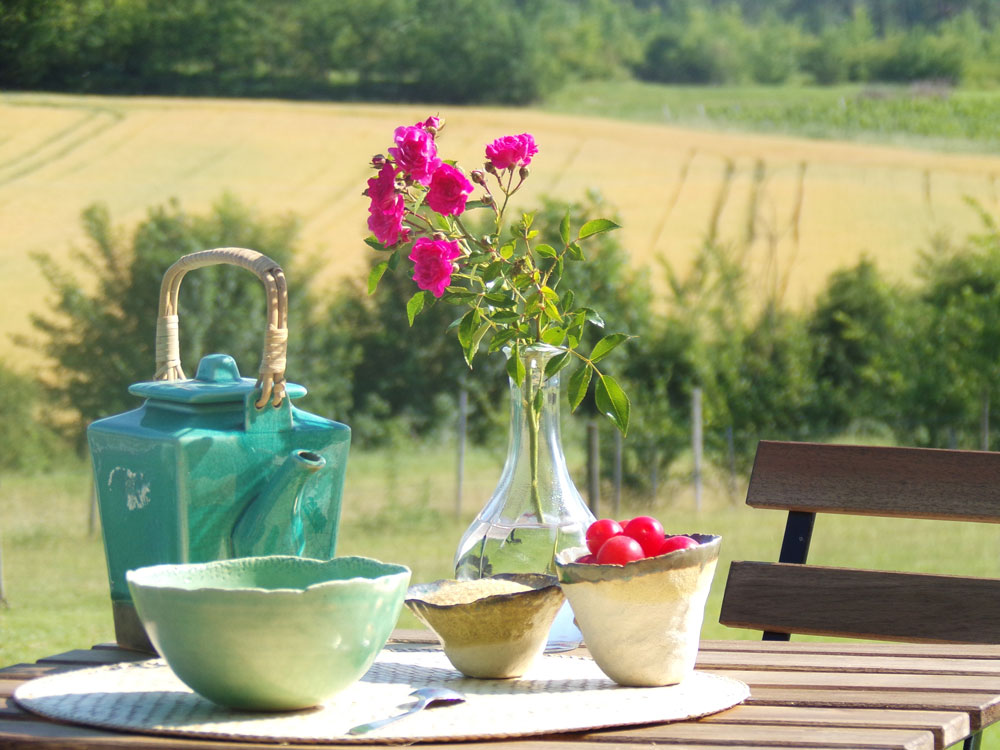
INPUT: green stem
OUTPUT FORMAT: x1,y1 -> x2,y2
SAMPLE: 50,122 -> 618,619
525,372 -> 544,522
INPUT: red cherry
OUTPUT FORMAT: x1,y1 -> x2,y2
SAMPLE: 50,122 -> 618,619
585,518 -> 624,555
657,535 -> 699,556
623,515 -> 666,557
574,553 -> 597,564
596,535 -> 645,565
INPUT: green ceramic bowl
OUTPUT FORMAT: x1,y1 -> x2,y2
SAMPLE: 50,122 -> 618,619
126,555 -> 410,711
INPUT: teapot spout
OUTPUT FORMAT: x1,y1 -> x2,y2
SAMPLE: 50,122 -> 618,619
232,449 -> 326,558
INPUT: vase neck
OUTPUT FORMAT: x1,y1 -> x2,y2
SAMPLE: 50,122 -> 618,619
502,347 -> 569,502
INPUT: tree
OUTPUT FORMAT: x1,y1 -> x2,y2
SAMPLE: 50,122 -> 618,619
27,194 -> 317,448
900,209 -> 1000,448
806,257 -> 909,435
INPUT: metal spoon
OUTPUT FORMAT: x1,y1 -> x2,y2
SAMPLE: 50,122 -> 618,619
347,686 -> 467,735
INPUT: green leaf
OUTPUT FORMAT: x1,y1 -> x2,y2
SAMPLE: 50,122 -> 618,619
492,310 -> 521,324
430,213 -> 450,231
544,351 -> 571,379
464,199 -> 491,210
506,345 -> 525,385
590,333 -> 628,363
457,309 -> 479,351
566,242 -> 584,261
578,218 -> 621,240
581,307 -> 605,328
540,285 -> 560,302
568,365 -> 592,411
500,243 -> 515,260
387,250 -> 402,272
364,236 -> 388,251
559,210 -> 571,246
562,289 -> 575,311
541,327 -> 565,346
471,321 -> 491,357
406,291 -> 427,326
595,373 -> 630,435
367,262 -> 388,295
535,243 -> 557,259
488,327 -> 520,353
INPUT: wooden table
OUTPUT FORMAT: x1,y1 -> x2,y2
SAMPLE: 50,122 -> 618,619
3,632 -> 1000,750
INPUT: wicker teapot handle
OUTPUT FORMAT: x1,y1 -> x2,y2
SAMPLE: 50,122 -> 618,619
154,247 -> 288,409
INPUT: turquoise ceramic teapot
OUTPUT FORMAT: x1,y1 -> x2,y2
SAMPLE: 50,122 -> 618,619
87,248 -> 350,651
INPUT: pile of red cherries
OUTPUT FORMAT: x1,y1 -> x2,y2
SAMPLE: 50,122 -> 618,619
576,516 -> 699,565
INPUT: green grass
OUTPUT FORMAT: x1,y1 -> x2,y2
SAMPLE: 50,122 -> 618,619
544,80 -> 1000,152
4,445 -> 1000,747
4,444 -> 1000,659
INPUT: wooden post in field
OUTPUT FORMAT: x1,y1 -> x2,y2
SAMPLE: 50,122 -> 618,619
613,429 -> 622,517
0,478 -> 5,607
692,388 -> 703,513
587,421 -> 600,517
726,425 -> 738,504
455,389 -> 467,520
0,531 -> 5,607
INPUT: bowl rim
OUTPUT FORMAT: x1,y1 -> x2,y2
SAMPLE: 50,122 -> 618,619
554,534 -> 722,581
404,572 -> 561,610
126,554 -> 411,596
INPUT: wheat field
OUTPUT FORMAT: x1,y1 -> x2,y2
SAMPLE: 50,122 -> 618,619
3,92 -> 1000,367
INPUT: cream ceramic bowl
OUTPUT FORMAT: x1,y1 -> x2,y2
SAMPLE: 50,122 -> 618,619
555,534 -> 721,687
405,573 -> 564,679
127,555 -> 410,711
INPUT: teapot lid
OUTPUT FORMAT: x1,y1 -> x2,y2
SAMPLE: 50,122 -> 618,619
128,354 -> 306,404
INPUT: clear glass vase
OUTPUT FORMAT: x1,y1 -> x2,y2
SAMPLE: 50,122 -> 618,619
454,344 -> 595,650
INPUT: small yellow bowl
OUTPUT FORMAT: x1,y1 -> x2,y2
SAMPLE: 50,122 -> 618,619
405,574 -> 564,679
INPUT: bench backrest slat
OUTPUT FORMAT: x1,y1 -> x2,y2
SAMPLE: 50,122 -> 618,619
722,440 -> 1000,643
748,440 -> 1000,523
720,561 -> 1000,643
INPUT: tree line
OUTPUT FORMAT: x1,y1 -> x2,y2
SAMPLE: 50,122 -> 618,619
3,0 -> 1000,103
7,193 -> 1000,495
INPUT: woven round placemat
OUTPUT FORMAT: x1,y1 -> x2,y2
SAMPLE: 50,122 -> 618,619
14,648 -> 749,744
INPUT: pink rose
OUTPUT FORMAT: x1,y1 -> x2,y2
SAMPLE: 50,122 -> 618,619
485,133 -> 538,170
409,237 -> 461,297
426,164 -> 474,217
417,116 -> 442,131
367,195 -> 408,247
366,162 -> 398,213
389,125 -> 441,185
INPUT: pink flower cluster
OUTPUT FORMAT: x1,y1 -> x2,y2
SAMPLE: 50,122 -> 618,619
485,133 -> 538,170
366,118 -> 539,298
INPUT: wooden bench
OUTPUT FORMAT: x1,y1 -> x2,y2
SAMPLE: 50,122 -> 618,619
719,440 -> 1000,750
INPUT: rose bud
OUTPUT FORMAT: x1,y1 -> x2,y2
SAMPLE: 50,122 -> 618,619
471,169 -> 486,185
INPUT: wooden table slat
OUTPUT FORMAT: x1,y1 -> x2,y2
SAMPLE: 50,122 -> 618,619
708,668 -> 1000,693
697,649 -> 1000,676
694,704 -> 970,747
745,687 -> 1000,730
590,722 -> 935,750
37,649 -> 149,666
3,636 -> 999,749
699,639 -> 1000,660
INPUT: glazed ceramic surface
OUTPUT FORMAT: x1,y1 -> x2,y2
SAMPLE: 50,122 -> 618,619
405,573 -> 564,679
127,555 -> 410,711
89,354 -> 351,650
555,534 -> 721,687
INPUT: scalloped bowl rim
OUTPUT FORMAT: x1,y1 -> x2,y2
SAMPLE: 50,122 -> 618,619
405,573 -> 561,611
126,555 -> 411,597
555,534 -> 722,581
